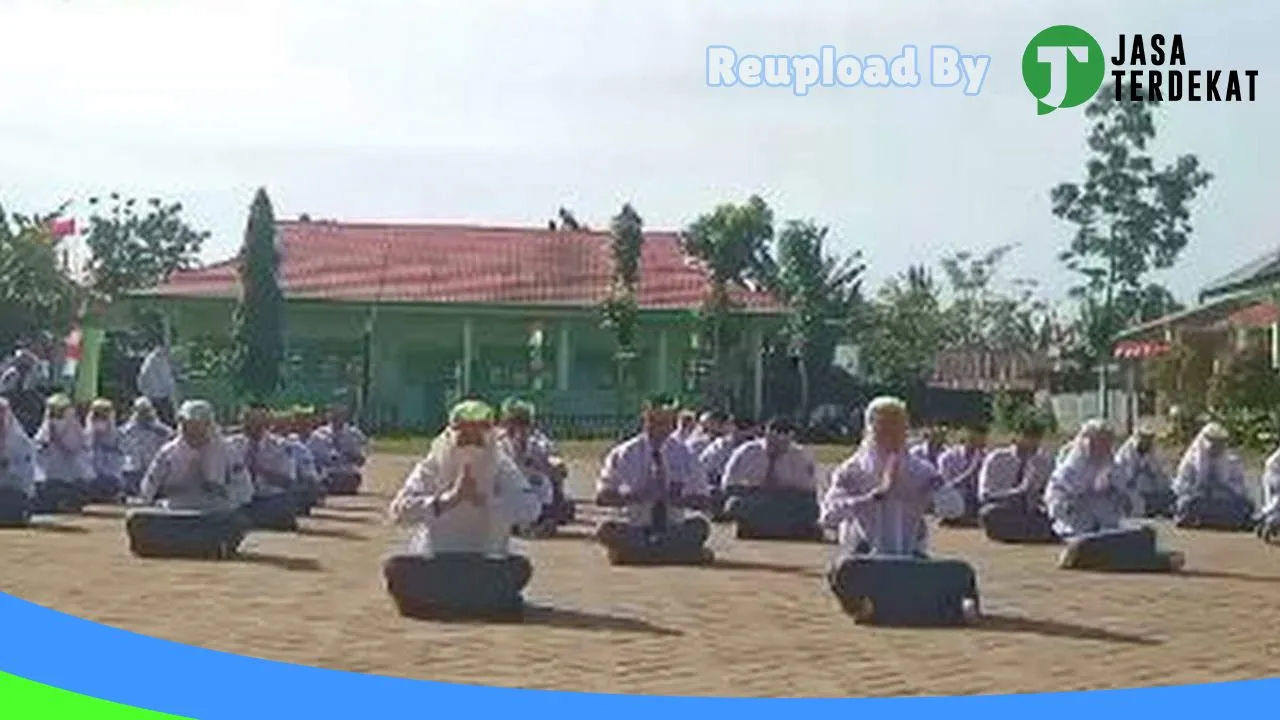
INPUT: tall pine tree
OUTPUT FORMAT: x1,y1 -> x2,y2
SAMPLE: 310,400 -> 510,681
230,188 -> 285,404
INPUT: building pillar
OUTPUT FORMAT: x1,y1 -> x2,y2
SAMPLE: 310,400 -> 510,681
461,318 -> 475,395
556,324 -> 571,391
751,327 -> 764,419
1271,321 -> 1279,369
657,329 -> 669,392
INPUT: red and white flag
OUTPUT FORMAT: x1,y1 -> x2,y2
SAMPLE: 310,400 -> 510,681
49,218 -> 77,239
62,327 -> 83,381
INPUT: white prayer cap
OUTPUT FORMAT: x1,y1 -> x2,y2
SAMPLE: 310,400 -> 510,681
1136,424 -> 1157,436
864,396 -> 908,426
1079,418 -> 1114,437
178,399 -> 214,423
1203,422 -> 1229,440
133,396 -> 154,412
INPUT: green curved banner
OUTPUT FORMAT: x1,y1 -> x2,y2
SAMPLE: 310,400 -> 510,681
0,671 -> 189,718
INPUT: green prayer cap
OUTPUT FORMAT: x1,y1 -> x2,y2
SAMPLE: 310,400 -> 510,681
643,393 -> 679,411
501,397 -> 536,421
449,399 -> 495,425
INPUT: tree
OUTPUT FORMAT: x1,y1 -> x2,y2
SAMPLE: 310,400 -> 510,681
0,203 -> 80,352
600,204 -> 644,419
773,220 -> 865,417
81,194 -> 209,298
862,265 -> 947,393
1050,81 -> 1212,409
680,196 -> 776,408
230,189 -> 285,403
938,244 -> 1047,354
549,207 -> 586,232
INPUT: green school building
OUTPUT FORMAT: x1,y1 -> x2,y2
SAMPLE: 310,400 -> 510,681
116,219 -> 785,433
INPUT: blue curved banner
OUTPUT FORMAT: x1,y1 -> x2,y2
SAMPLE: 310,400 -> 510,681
0,590 -> 1273,718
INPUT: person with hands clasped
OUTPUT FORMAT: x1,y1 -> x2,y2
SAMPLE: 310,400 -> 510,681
383,400 -> 542,618
594,394 -> 715,565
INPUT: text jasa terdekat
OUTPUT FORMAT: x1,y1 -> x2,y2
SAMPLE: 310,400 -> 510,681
1113,34 -> 1258,102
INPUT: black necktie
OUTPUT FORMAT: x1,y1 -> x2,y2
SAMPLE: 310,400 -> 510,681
651,443 -> 668,534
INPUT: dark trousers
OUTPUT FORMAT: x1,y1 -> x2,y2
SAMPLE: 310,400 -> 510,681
827,553 -> 979,626
1140,489 -> 1177,518
1058,526 -> 1178,572
383,553 -> 532,618
725,487 -> 821,540
1259,517 -> 1280,544
126,508 -> 249,559
123,470 -> 144,498
325,469 -> 362,496
0,487 -> 31,527
31,480 -> 86,515
86,475 -> 124,504
545,471 -> 575,524
292,481 -> 323,516
245,493 -> 299,531
1175,494 -> 1255,531
939,478 -> 980,527
980,496 -> 1059,544
597,516 -> 711,564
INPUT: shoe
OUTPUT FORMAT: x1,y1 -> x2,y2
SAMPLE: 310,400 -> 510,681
1166,551 -> 1186,572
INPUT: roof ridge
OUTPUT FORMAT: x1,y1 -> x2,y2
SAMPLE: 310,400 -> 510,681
279,218 -> 685,237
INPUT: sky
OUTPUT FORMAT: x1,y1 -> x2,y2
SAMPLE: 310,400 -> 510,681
0,0 -> 1274,307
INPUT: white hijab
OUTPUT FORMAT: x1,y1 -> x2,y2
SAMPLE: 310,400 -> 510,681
1175,422 -> 1241,492
1,398 -> 34,462
853,397 -> 963,519
1048,419 -> 1115,496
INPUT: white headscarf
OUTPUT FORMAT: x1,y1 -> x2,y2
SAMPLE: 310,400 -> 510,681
1048,419 -> 1115,496
1175,422 -> 1240,494
176,400 -> 231,489
0,398 -> 35,466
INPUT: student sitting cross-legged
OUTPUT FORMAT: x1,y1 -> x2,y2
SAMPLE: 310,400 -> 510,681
594,394 -> 715,565
821,397 -> 978,626
977,416 -> 1057,544
1255,446 -> 1280,544
721,416 -> 823,541
0,398 -> 37,527
1172,423 -> 1256,531
84,398 -> 126,503
120,398 -> 174,498
309,403 -> 368,495
934,423 -> 989,527
127,400 -> 255,559
383,400 -> 542,619
226,404 -> 299,532
32,394 -> 92,515
1112,426 -> 1176,519
1047,419 -> 1184,573
699,416 -> 757,520
276,412 -> 323,516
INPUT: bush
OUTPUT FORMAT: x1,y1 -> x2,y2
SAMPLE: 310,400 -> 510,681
992,390 -> 1033,432
1207,346 -> 1280,453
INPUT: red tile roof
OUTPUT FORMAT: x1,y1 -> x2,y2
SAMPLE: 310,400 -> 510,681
140,220 -> 785,313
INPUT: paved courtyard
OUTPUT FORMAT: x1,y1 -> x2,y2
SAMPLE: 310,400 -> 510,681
1,452 -> 1278,698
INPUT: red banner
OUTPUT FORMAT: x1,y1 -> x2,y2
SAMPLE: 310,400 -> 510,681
1113,340 -> 1170,359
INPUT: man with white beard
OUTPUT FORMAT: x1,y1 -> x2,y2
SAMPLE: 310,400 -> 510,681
128,400 -> 255,559
32,394 -> 92,514
0,398 -> 37,526
385,400 -> 542,618
820,397 -> 977,625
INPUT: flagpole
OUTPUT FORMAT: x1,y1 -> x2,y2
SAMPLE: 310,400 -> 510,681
360,241 -> 394,428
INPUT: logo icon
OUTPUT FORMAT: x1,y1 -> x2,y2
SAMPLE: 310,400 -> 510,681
1022,25 -> 1105,114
